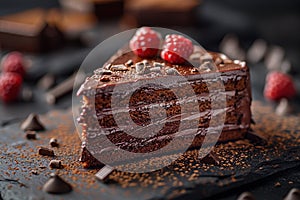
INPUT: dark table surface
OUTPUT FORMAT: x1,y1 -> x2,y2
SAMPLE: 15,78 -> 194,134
0,1 -> 300,200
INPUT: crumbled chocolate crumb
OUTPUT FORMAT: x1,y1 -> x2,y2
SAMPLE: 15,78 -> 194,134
274,182 -> 281,187
49,138 -> 59,147
49,160 -> 63,169
25,131 -> 37,140
38,147 -> 55,156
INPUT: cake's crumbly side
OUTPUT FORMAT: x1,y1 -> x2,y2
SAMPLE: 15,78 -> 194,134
77,49 -> 252,168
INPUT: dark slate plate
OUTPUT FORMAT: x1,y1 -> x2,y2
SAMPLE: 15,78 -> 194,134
0,101 -> 299,200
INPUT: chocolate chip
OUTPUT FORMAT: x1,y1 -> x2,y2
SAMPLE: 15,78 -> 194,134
94,69 -> 112,75
49,160 -> 63,169
166,68 -> 180,75
136,62 -> 146,75
42,173 -> 72,194
284,188 -> 300,200
110,64 -> 128,71
100,76 -> 110,82
201,152 -> 220,165
125,59 -> 134,67
95,165 -> 114,182
49,138 -> 59,147
237,192 -> 255,200
150,67 -> 162,73
20,113 -> 45,131
25,131 -> 36,140
104,63 -> 112,70
153,62 -> 164,68
38,147 -> 55,156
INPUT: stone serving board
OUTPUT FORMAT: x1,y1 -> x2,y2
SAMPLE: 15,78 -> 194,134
0,101 -> 299,200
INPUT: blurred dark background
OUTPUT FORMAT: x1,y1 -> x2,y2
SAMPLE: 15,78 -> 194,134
0,0 -> 299,135
0,0 -> 300,199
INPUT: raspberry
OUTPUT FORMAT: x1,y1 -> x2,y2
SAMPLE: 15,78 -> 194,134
0,72 -> 23,103
264,71 -> 296,101
1,51 -> 26,77
129,27 -> 162,58
161,34 -> 193,64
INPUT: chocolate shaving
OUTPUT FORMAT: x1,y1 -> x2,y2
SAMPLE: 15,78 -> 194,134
201,152 -> 220,165
95,165 -> 114,182
42,173 -> 72,194
20,113 -> 45,131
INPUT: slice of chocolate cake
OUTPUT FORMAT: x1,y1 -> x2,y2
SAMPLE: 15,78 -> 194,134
77,28 -> 252,168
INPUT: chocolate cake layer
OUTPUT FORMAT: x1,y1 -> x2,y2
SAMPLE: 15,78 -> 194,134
77,47 -> 252,168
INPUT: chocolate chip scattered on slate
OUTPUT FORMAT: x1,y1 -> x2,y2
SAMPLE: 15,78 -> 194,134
284,188 -> 300,200
49,160 -> 63,169
20,113 -> 45,131
38,147 -> 55,156
201,152 -> 220,165
42,173 -> 72,194
237,192 -> 255,200
275,98 -> 292,116
95,165 -> 114,182
25,131 -> 37,140
49,138 -> 59,147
